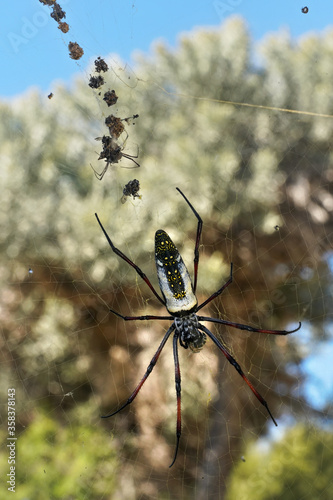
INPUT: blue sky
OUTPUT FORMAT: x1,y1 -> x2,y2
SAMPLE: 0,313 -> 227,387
303,340 -> 333,409
0,0 -> 332,97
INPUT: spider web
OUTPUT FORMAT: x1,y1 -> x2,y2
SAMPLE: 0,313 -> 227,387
1,1 -> 333,499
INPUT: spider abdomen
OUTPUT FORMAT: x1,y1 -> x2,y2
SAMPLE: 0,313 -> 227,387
175,314 -> 206,353
155,230 -> 198,315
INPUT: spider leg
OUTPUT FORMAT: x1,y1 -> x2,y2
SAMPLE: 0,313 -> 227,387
90,162 -> 109,180
109,307 -> 172,321
95,213 -> 165,306
197,316 -> 301,335
123,151 -> 139,159
198,324 -> 278,426
101,323 -> 176,418
121,154 -> 140,168
176,187 -> 203,294
197,263 -> 233,311
169,330 -> 181,468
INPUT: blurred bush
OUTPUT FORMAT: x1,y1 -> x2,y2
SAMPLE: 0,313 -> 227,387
1,16 -> 333,499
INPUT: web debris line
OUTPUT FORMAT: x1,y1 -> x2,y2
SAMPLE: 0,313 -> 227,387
147,81 -> 333,119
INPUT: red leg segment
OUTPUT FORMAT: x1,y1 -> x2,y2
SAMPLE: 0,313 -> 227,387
102,324 -> 175,418
109,307 -> 173,322
196,263 -> 233,312
197,316 -> 301,335
198,323 -> 278,426
169,331 -> 182,468
95,213 -> 165,306
176,188 -> 203,294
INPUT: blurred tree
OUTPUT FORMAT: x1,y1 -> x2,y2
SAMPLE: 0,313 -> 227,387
0,412 -> 119,500
1,16 -> 333,499
225,423 -> 333,500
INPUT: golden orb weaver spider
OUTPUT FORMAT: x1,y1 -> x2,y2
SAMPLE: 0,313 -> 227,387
95,188 -> 301,468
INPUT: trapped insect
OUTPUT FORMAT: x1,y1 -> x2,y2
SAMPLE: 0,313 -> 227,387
121,179 -> 141,204
95,188 -> 301,467
91,136 -> 140,180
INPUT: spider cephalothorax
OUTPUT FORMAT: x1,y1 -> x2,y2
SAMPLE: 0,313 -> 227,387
95,187 -> 301,467
174,314 -> 206,352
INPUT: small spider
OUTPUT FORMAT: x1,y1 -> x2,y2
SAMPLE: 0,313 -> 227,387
91,136 -> 140,180
95,188 -> 301,467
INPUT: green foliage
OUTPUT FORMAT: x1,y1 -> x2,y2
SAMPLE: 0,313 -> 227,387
0,412 -> 118,500
1,15 -> 333,498
226,424 -> 333,500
